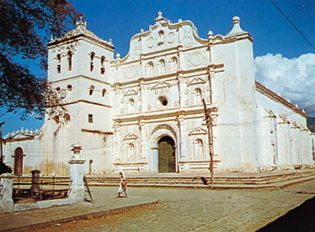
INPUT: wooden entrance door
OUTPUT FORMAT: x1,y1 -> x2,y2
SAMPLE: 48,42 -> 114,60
158,136 -> 175,173
14,147 -> 24,176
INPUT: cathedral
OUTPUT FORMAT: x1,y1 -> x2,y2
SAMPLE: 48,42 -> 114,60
4,13 -> 315,176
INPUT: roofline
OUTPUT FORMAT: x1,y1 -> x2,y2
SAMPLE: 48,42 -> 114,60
255,82 -> 306,117
48,33 -> 115,51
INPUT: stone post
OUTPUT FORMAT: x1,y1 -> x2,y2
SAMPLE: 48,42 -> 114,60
68,144 -> 85,204
30,170 -> 41,197
0,174 -> 14,212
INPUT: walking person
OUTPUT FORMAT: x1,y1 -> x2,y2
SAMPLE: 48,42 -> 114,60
117,172 -> 127,198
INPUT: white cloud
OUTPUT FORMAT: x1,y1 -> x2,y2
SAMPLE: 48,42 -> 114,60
254,53 -> 315,117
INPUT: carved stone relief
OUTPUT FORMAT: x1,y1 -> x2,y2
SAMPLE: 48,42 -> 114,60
147,37 -> 154,48
168,32 -> 175,44
188,51 -> 206,67
182,27 -> 193,47
123,65 -> 138,79
123,133 -> 139,141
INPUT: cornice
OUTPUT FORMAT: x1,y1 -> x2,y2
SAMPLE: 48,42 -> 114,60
114,107 -> 218,123
50,75 -> 111,85
255,82 -> 306,117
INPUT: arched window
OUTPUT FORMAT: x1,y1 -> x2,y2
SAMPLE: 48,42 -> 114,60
67,84 -> 72,91
89,85 -> 95,95
64,113 -> 71,122
53,115 -> 60,124
101,56 -> 105,74
102,88 -> 106,97
158,30 -> 164,45
170,57 -> 178,72
67,51 -> 72,71
88,114 -> 94,123
57,54 -> 61,73
158,59 -> 165,74
14,147 -> 24,176
159,30 -> 164,38
90,52 -> 95,72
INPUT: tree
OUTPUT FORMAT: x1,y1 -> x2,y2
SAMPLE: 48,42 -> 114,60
0,162 -> 12,174
0,0 -> 80,119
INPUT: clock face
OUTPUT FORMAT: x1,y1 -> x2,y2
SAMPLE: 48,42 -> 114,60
60,89 -> 67,99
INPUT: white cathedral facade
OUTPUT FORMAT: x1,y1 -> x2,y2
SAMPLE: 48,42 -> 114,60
4,13 -> 315,176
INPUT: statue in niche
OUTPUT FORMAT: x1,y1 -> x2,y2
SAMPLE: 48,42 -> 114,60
158,59 -> 166,74
146,62 -> 154,76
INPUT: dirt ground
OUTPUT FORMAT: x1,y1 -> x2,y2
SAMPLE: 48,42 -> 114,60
31,180 -> 315,232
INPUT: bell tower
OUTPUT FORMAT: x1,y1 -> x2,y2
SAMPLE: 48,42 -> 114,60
45,17 -> 115,173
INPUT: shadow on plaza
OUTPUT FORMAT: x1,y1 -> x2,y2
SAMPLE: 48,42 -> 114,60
257,195 -> 315,232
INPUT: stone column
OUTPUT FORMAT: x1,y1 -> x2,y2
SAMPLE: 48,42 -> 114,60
177,116 -> 185,159
113,123 -> 121,163
68,144 -> 85,204
139,120 -> 147,161
0,174 -> 14,212
139,79 -> 145,112
177,74 -> 185,109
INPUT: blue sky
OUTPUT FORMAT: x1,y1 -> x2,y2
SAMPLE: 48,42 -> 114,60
1,0 -> 315,135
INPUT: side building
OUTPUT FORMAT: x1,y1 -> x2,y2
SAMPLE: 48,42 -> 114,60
3,13 -> 315,176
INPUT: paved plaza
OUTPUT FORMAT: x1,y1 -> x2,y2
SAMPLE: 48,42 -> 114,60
1,179 -> 314,232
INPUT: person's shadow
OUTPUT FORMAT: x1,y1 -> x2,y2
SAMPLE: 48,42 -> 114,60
257,195 -> 315,232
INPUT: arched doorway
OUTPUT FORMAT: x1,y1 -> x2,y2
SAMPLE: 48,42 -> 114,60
158,136 -> 176,173
14,147 -> 24,176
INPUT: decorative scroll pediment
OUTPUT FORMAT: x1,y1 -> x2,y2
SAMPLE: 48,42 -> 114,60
123,133 -> 138,141
117,12 -> 208,64
124,89 -> 138,96
187,77 -> 206,86
188,127 -> 207,136
151,81 -> 171,90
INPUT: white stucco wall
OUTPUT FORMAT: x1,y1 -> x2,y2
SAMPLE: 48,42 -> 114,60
3,14 -> 314,175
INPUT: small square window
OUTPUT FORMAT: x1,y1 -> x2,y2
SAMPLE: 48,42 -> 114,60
88,114 -> 93,123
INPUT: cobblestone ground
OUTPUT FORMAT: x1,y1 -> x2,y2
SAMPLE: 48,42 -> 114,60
33,180 -> 315,232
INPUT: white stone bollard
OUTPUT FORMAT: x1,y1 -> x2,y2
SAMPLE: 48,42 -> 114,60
67,144 -> 86,204
0,173 -> 14,212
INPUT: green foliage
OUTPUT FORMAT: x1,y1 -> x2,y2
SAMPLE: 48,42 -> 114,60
0,0 -> 80,119
0,162 -> 12,174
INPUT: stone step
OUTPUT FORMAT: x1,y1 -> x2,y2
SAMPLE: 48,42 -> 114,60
11,169 -> 315,188
86,175 -> 315,189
